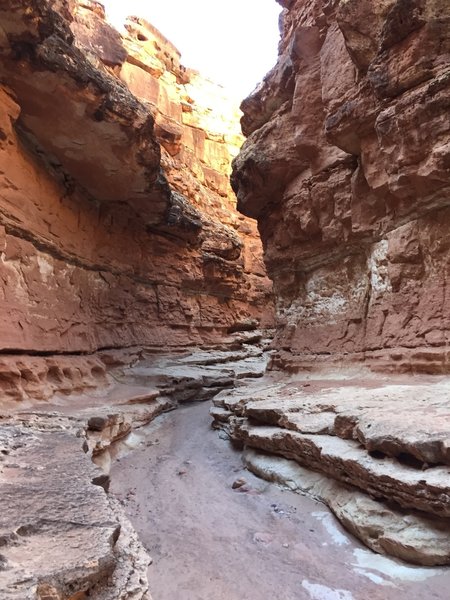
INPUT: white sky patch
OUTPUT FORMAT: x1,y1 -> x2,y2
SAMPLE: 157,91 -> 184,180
102,0 -> 281,100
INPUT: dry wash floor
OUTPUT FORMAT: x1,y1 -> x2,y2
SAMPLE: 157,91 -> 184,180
111,401 -> 450,600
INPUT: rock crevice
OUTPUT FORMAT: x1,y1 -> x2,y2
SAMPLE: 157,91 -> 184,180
0,0 -> 273,399
0,1 -> 274,597
1,0 -> 450,595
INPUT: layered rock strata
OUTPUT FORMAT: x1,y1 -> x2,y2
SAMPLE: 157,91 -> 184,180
232,0 -> 450,373
211,374 -> 450,565
227,0 -> 450,567
0,1 -> 274,597
1,337 -> 268,598
0,422 -> 153,600
0,0 -> 273,401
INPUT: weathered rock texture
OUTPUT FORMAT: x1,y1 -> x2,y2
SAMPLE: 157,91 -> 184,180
232,0 -> 450,374
227,0 -> 450,567
0,338 -> 268,598
212,373 -> 450,565
0,1 -> 274,597
0,0 -> 273,402
0,421 -> 153,600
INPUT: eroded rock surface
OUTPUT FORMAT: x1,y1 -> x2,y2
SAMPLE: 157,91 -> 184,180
232,0 -> 450,374
1,0 -> 449,593
1,340 -> 267,598
0,422 -> 152,600
0,0 -> 274,596
0,0 -> 273,401
226,0 -> 450,567
112,398 -> 450,600
212,373 -> 450,565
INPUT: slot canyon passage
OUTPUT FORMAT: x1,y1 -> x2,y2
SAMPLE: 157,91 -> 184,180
0,0 -> 450,598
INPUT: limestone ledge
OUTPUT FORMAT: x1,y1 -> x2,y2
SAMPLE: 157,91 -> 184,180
211,373 -> 450,565
0,421 -> 152,600
0,342 -> 270,597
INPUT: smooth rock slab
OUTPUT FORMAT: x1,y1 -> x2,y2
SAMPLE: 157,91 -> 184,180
244,449 -> 450,566
212,373 -> 450,565
240,378 -> 450,465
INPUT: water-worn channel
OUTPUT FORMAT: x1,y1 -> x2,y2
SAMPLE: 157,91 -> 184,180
111,401 -> 448,600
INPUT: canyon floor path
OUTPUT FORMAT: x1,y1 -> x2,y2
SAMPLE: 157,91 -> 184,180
111,401 -> 450,600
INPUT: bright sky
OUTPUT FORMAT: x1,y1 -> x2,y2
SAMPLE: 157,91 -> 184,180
102,0 -> 281,100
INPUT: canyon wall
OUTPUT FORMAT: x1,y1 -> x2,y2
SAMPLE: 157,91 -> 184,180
0,3 -> 275,597
232,0 -> 450,373
0,0 -> 273,401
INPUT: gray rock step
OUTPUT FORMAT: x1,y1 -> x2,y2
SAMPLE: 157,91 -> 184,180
231,422 -> 450,518
244,448 -> 450,566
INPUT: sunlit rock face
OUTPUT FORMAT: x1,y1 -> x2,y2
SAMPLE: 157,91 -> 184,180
0,0 -> 273,401
232,0 -> 450,373
0,3 -> 274,597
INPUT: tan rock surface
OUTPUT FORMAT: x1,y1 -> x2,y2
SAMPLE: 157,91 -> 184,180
225,0 -> 450,569
0,0 -> 274,596
0,423 -> 152,599
1,0 -> 449,592
237,425 -> 450,517
0,342 -> 267,598
212,372 -> 450,564
244,449 -> 450,566
113,396 -> 450,599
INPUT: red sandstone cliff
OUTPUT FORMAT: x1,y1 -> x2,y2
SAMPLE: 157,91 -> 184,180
217,4 -> 450,564
0,0 -> 273,401
0,2 -> 274,597
232,0 -> 450,374
0,2 -> 449,594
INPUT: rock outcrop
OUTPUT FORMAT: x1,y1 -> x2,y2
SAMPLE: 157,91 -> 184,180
232,0 -> 450,374
1,0 -> 449,594
0,1 -> 274,597
0,420 -> 153,600
0,0 -> 273,402
226,0 -> 450,568
1,337 -> 269,598
212,373 -> 450,566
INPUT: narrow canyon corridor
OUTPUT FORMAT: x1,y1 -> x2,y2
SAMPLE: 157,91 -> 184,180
0,0 -> 449,598
111,401 -> 449,600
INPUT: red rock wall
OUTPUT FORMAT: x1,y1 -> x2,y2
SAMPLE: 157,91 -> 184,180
0,0 -> 273,400
232,0 -> 450,373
